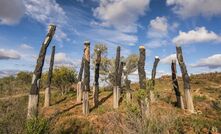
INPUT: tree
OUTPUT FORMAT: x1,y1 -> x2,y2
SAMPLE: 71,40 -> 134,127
52,66 -> 78,95
16,71 -> 32,85
124,54 -> 139,79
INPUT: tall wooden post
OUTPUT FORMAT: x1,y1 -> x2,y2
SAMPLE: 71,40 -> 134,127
138,46 -> 146,89
113,46 -> 120,109
176,46 -> 194,113
138,46 -> 149,117
83,41 -> 90,115
27,24 -> 56,119
77,55 -> 85,103
93,49 -> 101,107
150,56 -> 160,102
171,60 -> 184,109
44,45 -> 55,107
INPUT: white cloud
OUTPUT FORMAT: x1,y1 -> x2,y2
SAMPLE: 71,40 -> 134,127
93,0 -> 150,33
166,0 -> 221,18
20,44 -> 33,49
191,54 -> 221,69
0,0 -> 25,25
173,27 -> 221,45
161,54 -> 176,64
0,49 -> 21,60
24,0 -> 68,41
146,16 -> 170,48
149,16 -> 168,34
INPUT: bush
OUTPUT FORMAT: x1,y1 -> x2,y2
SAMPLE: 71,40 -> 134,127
26,117 -> 49,134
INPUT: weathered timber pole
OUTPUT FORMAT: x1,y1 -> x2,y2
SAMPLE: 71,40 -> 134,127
125,79 -> 132,103
77,54 -> 85,103
138,46 -> 149,118
171,60 -> 184,109
44,45 -> 55,107
93,49 -> 101,107
176,46 -> 194,113
113,46 -> 121,109
150,56 -> 160,102
138,46 -> 146,89
27,24 -> 56,119
83,41 -> 90,115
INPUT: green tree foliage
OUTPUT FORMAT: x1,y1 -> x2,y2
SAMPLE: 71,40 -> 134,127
16,71 -> 32,85
124,54 -> 139,77
51,66 -> 78,95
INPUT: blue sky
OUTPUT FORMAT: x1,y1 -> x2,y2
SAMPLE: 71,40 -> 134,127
0,0 -> 221,78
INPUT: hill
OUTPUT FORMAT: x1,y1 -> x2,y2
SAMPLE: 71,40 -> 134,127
0,72 -> 221,133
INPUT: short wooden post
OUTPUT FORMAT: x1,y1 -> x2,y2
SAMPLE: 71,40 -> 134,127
125,79 -> 132,103
176,46 -> 194,113
138,46 -> 149,117
93,49 -> 101,107
171,60 -> 184,109
113,46 -> 120,109
150,56 -> 160,102
27,24 -> 56,119
44,45 -> 55,107
83,41 -> 90,115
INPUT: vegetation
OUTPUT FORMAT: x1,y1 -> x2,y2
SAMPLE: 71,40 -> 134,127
0,65 -> 221,133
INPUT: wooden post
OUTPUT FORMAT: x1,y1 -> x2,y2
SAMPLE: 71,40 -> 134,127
27,24 -> 56,119
138,46 -> 146,89
125,79 -> 132,103
44,45 -> 55,107
83,41 -> 90,115
176,46 -> 194,113
113,46 -> 120,109
150,56 -> 160,102
93,49 -> 101,107
138,46 -> 149,118
171,60 -> 184,109
77,54 -> 85,103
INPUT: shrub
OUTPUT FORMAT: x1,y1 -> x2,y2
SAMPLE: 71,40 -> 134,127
26,117 -> 49,134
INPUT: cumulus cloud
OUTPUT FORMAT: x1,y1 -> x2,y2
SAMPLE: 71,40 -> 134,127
93,0 -> 150,33
166,0 -> 221,18
0,49 -> 21,60
161,54 -> 177,64
173,27 -> 221,45
20,44 -> 33,49
148,16 -> 168,38
0,0 -> 25,25
146,16 -> 170,48
24,0 -> 68,41
191,54 -> 221,69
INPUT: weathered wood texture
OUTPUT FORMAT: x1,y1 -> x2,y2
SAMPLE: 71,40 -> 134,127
78,56 -> 84,82
44,45 -> 55,107
171,60 -> 184,109
77,81 -> 83,103
83,41 -> 90,115
84,41 -> 90,92
118,62 -> 124,88
138,46 -> 146,89
151,56 -> 160,86
93,49 -> 101,107
176,46 -> 194,113
113,46 -> 121,109
27,24 -> 56,119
